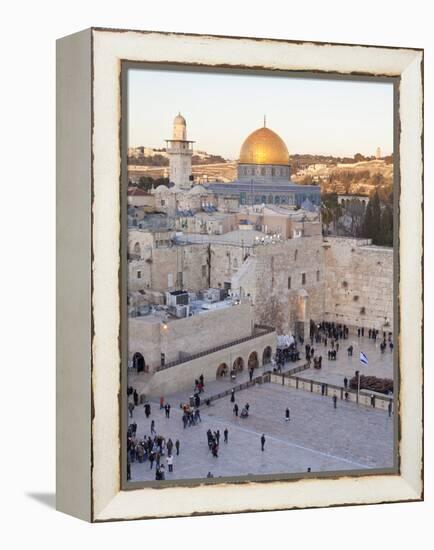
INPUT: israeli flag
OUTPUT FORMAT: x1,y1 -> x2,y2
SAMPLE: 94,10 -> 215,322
360,352 -> 369,366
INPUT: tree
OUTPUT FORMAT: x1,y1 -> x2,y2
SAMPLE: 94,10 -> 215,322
378,205 -> 393,246
137,176 -> 170,192
321,193 -> 341,235
345,199 -> 366,237
362,191 -> 393,246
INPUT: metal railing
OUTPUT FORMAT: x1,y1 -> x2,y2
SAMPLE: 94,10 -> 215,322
203,371 -> 272,405
270,372 -> 394,412
155,325 -> 275,372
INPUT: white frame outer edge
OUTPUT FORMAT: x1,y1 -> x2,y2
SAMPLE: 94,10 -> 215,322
58,27 -> 424,522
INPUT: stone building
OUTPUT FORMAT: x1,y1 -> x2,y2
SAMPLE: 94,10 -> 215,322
205,121 -> 321,207
129,298 -> 275,396
127,114 -> 394,396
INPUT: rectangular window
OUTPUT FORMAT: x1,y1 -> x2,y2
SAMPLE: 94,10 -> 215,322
137,270 -> 142,279
202,265 -> 207,277
177,271 -> 183,286
287,276 -> 291,289
302,272 -> 306,285
168,273 -> 173,287
316,270 -> 320,282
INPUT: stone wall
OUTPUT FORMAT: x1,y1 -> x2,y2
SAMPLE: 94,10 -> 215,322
128,302 -> 255,370
323,237 -> 393,331
230,236 -> 325,335
143,330 -> 275,397
209,243 -> 254,289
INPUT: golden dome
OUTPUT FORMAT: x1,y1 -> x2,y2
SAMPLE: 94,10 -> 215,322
239,126 -> 289,165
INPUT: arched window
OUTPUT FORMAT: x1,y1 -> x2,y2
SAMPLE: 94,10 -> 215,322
248,351 -> 259,369
216,363 -> 229,378
133,242 -> 140,254
262,346 -> 272,365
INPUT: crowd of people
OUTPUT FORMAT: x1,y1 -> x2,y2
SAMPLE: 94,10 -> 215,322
127,421 -> 180,481
126,324 -> 394,481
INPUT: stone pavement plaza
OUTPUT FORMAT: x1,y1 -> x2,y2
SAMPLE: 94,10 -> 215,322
305,334 -> 394,387
129,381 -> 394,482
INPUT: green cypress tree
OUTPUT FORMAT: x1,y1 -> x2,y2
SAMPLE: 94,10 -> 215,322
379,205 -> 394,246
370,192 -> 382,244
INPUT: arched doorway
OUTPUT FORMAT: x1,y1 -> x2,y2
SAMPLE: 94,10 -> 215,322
248,351 -> 259,370
233,357 -> 244,372
216,363 -> 229,378
133,352 -> 145,372
262,346 -> 272,366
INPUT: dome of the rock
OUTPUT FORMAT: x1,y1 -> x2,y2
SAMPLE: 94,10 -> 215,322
239,126 -> 289,166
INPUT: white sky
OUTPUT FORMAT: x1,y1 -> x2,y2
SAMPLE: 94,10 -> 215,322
127,67 -> 394,159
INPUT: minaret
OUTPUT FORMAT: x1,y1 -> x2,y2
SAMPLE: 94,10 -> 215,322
165,113 -> 194,189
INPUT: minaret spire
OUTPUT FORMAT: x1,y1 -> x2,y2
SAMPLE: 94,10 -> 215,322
263,114 -> 266,127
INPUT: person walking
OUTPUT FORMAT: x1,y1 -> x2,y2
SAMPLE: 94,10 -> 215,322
249,368 -> 254,382
149,451 -> 155,470
230,389 -> 235,403
133,389 -> 139,406
285,407 -> 290,422
175,439 -> 180,455
128,402 -> 134,418
371,394 -> 376,408
261,434 -> 266,451
233,403 -> 239,417
388,401 -> 392,417
224,428 -> 228,443
333,395 -> 337,409
344,377 -> 348,389
159,396 -> 164,410
167,438 -> 173,456
151,419 -> 156,435
166,454 -> 173,473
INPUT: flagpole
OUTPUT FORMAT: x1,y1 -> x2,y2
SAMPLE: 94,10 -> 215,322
357,371 -> 360,404
355,370 -> 360,404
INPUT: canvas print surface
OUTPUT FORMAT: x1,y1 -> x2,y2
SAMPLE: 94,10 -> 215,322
125,67 -> 396,484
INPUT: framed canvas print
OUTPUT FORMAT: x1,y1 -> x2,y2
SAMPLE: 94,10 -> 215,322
56,28 -> 423,522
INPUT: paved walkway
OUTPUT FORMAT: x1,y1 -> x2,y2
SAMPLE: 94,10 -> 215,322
129,382 -> 394,482
137,358 -> 302,411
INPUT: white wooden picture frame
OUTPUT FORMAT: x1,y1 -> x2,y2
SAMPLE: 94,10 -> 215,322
56,27 -> 423,522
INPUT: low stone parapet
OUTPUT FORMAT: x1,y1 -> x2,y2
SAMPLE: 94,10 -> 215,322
270,372 -> 394,412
